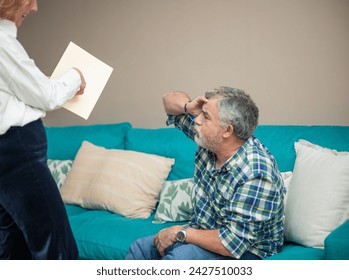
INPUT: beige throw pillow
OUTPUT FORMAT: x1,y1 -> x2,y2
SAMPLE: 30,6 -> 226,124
60,141 -> 175,219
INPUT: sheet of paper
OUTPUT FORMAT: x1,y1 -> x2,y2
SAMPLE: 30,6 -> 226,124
51,42 -> 113,119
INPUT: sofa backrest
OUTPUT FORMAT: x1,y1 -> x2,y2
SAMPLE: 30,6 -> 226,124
45,123 -> 349,179
45,122 -> 132,160
125,125 -> 349,178
125,128 -> 197,180
254,125 -> 349,172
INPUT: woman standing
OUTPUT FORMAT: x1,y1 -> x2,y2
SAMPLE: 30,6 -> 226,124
0,0 -> 85,259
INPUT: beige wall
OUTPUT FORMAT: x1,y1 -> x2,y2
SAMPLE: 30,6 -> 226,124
19,0 -> 349,128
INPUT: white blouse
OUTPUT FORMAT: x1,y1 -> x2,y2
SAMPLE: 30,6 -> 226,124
0,19 -> 81,135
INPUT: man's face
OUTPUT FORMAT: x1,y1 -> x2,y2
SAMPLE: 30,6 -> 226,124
194,98 -> 225,152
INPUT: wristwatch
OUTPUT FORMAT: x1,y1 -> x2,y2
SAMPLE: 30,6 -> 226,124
176,226 -> 188,243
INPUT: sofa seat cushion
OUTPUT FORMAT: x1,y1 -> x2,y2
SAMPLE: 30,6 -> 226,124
265,242 -> 325,260
66,204 -> 326,260
66,207 -> 184,260
65,204 -> 90,217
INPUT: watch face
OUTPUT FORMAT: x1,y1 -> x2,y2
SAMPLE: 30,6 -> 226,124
176,230 -> 186,242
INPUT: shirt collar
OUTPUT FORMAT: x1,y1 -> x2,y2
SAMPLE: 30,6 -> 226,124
0,19 -> 18,38
200,136 -> 254,173
217,136 -> 254,172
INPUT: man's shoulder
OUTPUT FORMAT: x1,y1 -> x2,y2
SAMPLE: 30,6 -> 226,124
241,137 -> 279,174
246,137 -> 274,158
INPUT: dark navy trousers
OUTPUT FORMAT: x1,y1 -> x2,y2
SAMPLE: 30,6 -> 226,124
0,119 -> 78,259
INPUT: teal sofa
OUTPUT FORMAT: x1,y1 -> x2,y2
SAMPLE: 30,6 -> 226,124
45,123 -> 349,260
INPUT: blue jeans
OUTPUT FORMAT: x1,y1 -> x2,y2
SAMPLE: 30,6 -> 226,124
125,235 -> 261,260
0,119 -> 78,259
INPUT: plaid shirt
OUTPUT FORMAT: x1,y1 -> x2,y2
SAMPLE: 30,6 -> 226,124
167,114 -> 285,259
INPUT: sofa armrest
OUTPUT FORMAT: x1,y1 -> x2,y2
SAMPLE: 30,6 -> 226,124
324,220 -> 349,260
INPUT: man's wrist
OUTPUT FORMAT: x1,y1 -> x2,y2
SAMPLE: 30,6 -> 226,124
176,225 -> 189,243
184,100 -> 191,114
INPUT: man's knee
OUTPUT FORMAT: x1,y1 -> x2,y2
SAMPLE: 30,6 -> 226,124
162,243 -> 194,260
125,238 -> 143,260
125,235 -> 155,260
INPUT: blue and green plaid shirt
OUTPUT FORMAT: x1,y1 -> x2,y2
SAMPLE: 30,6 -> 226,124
167,114 -> 285,259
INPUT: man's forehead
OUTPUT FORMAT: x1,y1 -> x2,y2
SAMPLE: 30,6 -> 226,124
202,98 -> 218,115
204,97 -> 218,109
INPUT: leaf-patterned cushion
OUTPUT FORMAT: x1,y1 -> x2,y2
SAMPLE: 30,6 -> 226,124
48,159 -> 73,188
153,178 -> 195,224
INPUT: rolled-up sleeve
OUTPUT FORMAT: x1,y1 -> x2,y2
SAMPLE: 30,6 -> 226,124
166,114 -> 196,140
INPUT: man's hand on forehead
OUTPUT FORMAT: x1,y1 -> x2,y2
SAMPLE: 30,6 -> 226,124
186,96 -> 208,116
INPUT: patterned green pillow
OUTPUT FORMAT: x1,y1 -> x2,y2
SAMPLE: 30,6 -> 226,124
153,178 -> 195,224
47,159 -> 73,188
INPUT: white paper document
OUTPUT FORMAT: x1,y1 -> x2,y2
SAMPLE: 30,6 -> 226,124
51,42 -> 113,119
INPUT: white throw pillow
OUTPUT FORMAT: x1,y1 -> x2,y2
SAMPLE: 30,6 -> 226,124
284,140 -> 349,248
47,159 -> 73,188
60,141 -> 175,219
281,171 -> 293,206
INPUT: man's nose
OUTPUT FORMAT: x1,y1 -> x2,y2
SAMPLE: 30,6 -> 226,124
194,113 -> 202,125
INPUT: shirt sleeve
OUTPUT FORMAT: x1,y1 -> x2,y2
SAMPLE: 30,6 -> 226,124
218,177 -> 281,259
166,114 -> 196,141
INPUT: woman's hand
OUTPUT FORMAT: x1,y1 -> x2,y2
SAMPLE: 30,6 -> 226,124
73,68 -> 86,95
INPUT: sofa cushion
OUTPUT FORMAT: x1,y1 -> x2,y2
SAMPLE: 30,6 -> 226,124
125,128 -> 197,180
47,159 -> 73,188
284,140 -> 349,248
45,122 -> 132,159
60,141 -> 174,219
325,220 -> 349,260
153,178 -> 195,224
65,204 -> 89,217
265,242 -> 324,260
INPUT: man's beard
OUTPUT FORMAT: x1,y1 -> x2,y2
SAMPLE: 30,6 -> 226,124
194,125 -> 222,152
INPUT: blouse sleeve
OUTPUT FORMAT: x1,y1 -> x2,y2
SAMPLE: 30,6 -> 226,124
5,39 -> 81,111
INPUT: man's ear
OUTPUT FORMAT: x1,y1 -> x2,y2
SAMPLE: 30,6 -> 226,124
222,124 -> 234,139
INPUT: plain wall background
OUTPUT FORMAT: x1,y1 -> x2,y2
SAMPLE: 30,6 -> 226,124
18,0 -> 349,128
